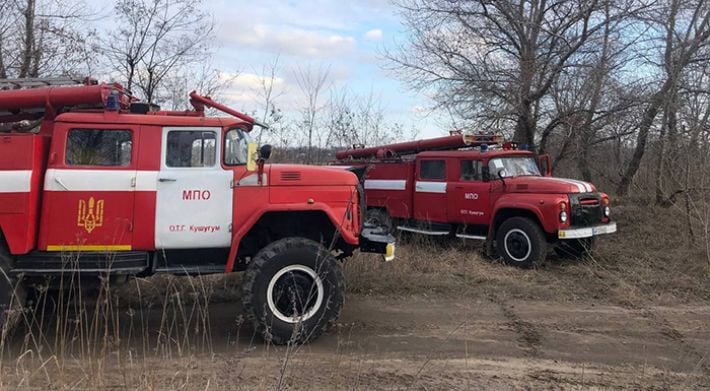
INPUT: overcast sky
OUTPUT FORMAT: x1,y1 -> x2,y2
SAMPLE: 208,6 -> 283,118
95,0 -> 445,139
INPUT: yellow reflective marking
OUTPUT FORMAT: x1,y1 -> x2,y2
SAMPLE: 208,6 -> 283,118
46,245 -> 132,252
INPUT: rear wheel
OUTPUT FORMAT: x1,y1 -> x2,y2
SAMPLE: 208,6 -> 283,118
1,236 -> 25,339
555,238 -> 595,259
496,217 -> 547,268
241,238 -> 345,345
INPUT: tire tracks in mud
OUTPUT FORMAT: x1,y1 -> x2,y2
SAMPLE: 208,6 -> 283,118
585,261 -> 710,380
488,294 -> 542,357
639,307 -> 710,379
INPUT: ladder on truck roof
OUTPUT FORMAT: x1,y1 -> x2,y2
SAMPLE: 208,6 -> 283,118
0,77 -> 96,90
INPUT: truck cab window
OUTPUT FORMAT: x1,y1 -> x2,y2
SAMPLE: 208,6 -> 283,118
166,131 -> 216,168
66,129 -> 132,166
420,160 -> 446,180
488,156 -> 540,178
460,160 -> 482,181
224,128 -> 251,165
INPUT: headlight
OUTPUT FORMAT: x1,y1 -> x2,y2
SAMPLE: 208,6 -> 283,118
604,206 -> 610,217
560,210 -> 568,222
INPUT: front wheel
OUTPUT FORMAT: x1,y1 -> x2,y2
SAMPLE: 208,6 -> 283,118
495,217 -> 547,268
241,238 -> 345,345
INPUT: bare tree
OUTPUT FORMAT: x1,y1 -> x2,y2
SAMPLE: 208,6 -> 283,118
105,0 -> 214,103
159,62 -> 238,111
616,0 -> 710,196
325,87 -> 406,148
293,65 -> 330,163
388,0 -> 638,149
0,0 -> 94,78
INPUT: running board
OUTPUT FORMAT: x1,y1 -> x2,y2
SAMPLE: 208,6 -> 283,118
155,265 -> 226,275
455,233 -> 487,240
396,226 -> 450,236
13,251 -> 150,276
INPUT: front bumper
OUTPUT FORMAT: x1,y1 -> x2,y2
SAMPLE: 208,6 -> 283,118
359,224 -> 396,261
558,222 -> 617,239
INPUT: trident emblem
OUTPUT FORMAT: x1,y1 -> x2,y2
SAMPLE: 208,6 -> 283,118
77,197 -> 104,234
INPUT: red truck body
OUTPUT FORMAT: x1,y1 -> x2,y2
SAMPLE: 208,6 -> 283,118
337,133 -> 616,266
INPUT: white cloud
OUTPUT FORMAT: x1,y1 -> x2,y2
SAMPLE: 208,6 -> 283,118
364,28 -> 384,41
218,24 -> 357,58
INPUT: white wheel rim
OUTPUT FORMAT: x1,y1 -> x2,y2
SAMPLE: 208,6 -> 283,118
266,264 -> 324,324
504,228 -> 532,262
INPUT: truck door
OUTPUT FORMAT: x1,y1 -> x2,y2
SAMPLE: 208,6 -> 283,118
155,127 -> 232,249
413,159 -> 448,223
40,126 -> 137,251
451,159 -> 490,226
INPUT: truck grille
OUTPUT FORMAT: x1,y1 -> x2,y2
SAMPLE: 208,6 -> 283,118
569,193 -> 603,227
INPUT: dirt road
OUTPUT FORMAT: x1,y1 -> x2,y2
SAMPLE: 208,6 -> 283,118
2,291 -> 709,389
122,295 -> 709,390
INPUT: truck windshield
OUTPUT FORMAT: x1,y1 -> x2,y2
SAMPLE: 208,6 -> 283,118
224,128 -> 252,165
488,156 -> 541,178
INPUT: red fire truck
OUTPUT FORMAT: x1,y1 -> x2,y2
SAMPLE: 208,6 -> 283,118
336,132 -> 616,267
0,77 -> 394,343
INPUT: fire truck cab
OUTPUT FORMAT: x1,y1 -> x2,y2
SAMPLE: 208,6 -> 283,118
336,133 -> 616,267
0,78 -> 394,343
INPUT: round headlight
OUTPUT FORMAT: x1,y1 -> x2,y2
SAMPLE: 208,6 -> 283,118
604,206 -> 610,217
560,210 -> 568,223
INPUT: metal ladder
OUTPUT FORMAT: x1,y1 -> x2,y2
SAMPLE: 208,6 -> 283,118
0,76 -> 96,90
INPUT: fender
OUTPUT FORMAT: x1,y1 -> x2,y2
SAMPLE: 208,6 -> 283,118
224,202 -> 357,272
489,193 -> 567,236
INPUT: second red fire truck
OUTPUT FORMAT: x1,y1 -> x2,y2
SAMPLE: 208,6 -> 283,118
336,133 -> 617,267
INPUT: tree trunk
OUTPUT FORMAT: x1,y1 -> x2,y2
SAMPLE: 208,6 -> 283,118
19,0 -> 36,78
0,32 -> 6,79
616,79 -> 672,196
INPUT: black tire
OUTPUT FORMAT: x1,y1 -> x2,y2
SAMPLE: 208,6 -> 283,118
241,237 -> 345,345
495,217 -> 547,268
1,235 -> 25,339
365,208 -> 393,232
555,238 -> 595,260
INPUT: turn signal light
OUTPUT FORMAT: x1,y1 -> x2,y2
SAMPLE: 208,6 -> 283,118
602,197 -> 610,206
559,201 -> 567,211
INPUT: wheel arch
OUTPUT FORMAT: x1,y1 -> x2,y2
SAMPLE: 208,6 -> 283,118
490,207 -> 545,239
228,208 -> 356,272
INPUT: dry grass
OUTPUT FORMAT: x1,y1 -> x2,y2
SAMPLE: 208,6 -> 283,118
0,202 -> 708,389
344,201 -> 710,306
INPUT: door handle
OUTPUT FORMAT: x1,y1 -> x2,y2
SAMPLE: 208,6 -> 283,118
158,178 -> 177,182
54,177 -> 70,190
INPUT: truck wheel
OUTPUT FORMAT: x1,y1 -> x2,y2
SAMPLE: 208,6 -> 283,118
365,208 -> 392,232
1,240 -> 25,338
555,238 -> 595,260
242,238 -> 345,345
496,217 -> 547,268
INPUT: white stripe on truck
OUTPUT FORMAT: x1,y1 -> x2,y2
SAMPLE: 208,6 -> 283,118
44,169 -> 159,191
415,181 -> 447,194
0,170 -> 32,193
364,179 -> 407,191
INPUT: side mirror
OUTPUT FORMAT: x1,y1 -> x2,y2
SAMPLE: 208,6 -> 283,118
538,154 -> 552,176
260,144 -> 272,161
246,142 -> 258,171
498,168 -> 508,178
